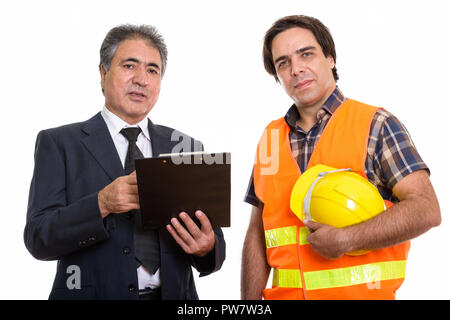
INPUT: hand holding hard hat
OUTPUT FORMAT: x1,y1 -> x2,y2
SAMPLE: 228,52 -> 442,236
290,164 -> 388,256
303,219 -> 349,259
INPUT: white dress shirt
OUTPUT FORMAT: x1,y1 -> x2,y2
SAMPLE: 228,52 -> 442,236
101,106 -> 160,290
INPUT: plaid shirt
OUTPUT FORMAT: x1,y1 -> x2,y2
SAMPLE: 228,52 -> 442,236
245,87 -> 429,207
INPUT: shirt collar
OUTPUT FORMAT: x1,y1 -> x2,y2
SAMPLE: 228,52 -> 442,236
101,106 -> 151,141
284,86 -> 346,129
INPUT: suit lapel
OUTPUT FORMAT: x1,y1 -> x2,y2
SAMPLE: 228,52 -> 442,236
80,112 -> 124,181
147,118 -> 174,157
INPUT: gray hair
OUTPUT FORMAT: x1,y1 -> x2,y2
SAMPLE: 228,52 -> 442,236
99,24 -> 168,77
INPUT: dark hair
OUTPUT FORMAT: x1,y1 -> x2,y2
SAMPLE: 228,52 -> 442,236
99,24 -> 168,77
263,15 -> 338,82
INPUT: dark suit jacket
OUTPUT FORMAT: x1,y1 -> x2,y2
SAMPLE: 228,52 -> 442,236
24,112 -> 226,300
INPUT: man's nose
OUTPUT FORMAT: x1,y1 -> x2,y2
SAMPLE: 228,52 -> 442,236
291,57 -> 306,77
132,66 -> 149,87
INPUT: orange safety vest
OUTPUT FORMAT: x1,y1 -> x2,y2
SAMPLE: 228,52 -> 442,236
253,99 -> 410,300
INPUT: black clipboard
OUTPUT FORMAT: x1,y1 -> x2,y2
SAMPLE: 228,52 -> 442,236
135,152 -> 231,230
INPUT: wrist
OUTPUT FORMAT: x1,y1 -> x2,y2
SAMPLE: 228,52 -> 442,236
97,190 -> 110,218
194,237 -> 215,257
338,227 -> 354,254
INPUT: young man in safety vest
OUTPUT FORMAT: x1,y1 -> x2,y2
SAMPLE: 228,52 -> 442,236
241,15 -> 441,300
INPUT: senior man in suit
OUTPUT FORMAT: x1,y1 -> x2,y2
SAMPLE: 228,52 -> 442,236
24,24 -> 226,300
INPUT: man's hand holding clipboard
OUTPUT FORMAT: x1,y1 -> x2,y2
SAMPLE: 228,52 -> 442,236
166,210 -> 215,257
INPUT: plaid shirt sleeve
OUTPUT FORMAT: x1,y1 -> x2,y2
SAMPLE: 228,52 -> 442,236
244,168 -> 263,207
366,109 -> 429,197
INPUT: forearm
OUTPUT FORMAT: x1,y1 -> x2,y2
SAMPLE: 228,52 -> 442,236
241,228 -> 270,299
241,205 -> 271,300
24,192 -> 109,260
342,173 -> 441,252
343,202 -> 416,252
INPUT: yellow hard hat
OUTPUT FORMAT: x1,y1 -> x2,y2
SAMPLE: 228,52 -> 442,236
290,164 -> 386,255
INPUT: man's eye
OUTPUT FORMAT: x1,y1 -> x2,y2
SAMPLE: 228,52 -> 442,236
124,64 -> 134,69
278,61 -> 287,69
303,52 -> 313,57
148,69 -> 159,74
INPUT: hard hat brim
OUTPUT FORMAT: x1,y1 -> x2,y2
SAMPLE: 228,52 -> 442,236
290,164 -> 338,222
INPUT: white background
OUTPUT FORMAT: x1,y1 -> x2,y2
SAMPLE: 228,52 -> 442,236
0,0 -> 448,299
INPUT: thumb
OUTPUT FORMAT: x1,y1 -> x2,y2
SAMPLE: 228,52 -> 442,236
125,171 -> 138,185
304,219 -> 322,232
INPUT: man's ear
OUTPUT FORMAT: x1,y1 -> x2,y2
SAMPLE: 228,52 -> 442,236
100,64 -> 107,93
327,55 -> 335,69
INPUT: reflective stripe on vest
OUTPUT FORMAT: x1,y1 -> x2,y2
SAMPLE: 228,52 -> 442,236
273,268 -> 303,288
266,225 -> 408,290
265,226 -> 310,248
273,260 -> 407,290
